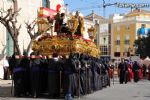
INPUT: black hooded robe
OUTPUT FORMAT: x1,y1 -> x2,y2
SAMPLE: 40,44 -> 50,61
62,56 -> 77,98
118,62 -> 128,84
47,58 -> 62,98
12,57 -> 24,97
30,58 -> 41,98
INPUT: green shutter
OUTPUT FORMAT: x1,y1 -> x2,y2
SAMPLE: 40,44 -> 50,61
47,0 -> 50,8
6,30 -> 14,56
42,0 -> 50,8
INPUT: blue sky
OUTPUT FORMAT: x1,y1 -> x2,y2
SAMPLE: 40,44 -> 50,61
64,0 -> 150,18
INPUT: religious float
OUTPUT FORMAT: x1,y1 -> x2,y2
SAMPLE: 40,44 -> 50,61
32,7 -> 100,58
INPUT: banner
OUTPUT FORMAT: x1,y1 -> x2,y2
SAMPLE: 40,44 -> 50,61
39,7 -> 56,18
116,2 -> 150,8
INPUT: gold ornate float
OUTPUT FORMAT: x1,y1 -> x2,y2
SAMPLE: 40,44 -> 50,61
32,34 -> 100,57
33,10 -> 100,57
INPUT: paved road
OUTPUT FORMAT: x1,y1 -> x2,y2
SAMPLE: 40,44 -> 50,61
0,79 -> 150,100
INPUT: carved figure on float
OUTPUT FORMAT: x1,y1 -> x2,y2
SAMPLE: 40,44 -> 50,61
68,11 -> 96,41
68,11 -> 85,37
37,0 -> 65,35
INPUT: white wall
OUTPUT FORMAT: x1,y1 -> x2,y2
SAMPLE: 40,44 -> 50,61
0,0 -> 9,79
0,0 -> 64,79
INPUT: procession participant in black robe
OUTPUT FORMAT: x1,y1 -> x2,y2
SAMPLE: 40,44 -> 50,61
79,53 -> 87,95
95,58 -> 102,90
62,53 -> 77,100
124,60 -> 129,84
93,58 -> 101,90
19,50 -> 31,96
47,53 -> 62,98
132,61 -> 140,82
9,52 -> 19,76
59,55 -> 67,94
29,52 -> 41,98
85,55 -> 93,94
90,57 -> 99,91
103,61 -> 110,87
39,55 -> 48,94
12,53 -> 24,97
88,57 -> 94,92
97,60 -> 103,90
8,53 -> 16,95
142,64 -> 147,78
101,63 -> 106,87
118,59 -> 128,84
148,65 -> 150,80
72,53 -> 81,96
86,56 -> 94,93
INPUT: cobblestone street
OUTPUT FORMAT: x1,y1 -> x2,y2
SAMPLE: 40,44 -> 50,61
0,78 -> 150,100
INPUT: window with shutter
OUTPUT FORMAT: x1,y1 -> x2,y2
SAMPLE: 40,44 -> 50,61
42,0 -> 50,8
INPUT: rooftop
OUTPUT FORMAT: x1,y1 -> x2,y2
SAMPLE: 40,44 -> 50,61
125,9 -> 150,17
85,10 -> 104,20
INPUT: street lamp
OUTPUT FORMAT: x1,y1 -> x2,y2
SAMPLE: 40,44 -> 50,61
88,26 -> 97,41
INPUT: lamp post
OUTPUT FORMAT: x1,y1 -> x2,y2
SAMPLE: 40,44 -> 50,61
87,26 -> 97,42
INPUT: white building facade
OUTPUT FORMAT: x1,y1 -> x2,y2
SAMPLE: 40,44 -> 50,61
0,0 -> 64,79
99,19 -> 111,61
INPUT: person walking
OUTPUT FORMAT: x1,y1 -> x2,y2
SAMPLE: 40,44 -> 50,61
132,61 -> 140,82
3,56 -> 9,80
118,59 -> 128,84
148,64 -> 150,80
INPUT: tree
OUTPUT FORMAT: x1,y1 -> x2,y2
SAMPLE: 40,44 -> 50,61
145,31 -> 150,57
0,0 -> 21,54
134,37 -> 146,58
0,1 -> 55,56
25,18 -> 54,54
134,31 -> 150,58
25,20 -> 39,54
0,0 -> 41,55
